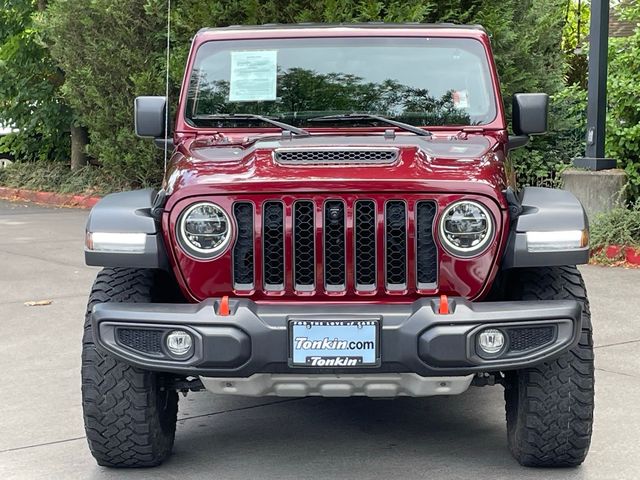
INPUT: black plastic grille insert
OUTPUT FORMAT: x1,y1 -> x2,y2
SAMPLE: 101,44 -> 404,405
324,200 -> 346,289
416,201 -> 438,286
262,201 -> 285,288
385,201 -> 407,288
354,200 -> 377,288
294,201 -> 315,289
233,202 -> 254,287
508,327 -> 555,352
275,149 -> 398,166
117,328 -> 162,354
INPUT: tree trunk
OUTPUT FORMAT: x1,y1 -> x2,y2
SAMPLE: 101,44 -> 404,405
70,125 -> 88,170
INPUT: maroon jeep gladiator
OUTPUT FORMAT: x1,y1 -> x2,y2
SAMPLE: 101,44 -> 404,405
82,23 -> 594,468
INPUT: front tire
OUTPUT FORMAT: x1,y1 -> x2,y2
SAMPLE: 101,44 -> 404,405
82,268 -> 178,468
504,266 -> 594,467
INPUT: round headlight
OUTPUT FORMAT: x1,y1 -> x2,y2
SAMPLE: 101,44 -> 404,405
178,202 -> 232,259
439,201 -> 493,257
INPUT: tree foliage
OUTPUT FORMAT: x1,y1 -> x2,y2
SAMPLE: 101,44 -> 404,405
607,2 -> 640,201
43,0 -> 166,187
0,0 -> 71,162
562,0 -> 590,88
189,69 -> 472,127
0,0 -> 569,187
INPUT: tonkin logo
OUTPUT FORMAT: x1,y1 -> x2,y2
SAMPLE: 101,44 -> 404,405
294,336 -> 375,351
306,356 -> 361,367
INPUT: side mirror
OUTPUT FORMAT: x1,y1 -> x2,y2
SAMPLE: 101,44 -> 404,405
508,93 -> 549,151
134,96 -> 167,138
512,93 -> 549,135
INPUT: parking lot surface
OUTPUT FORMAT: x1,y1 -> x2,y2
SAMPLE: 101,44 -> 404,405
1,199 -> 639,480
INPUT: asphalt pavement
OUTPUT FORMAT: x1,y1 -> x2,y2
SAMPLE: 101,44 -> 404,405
1,199 -> 639,480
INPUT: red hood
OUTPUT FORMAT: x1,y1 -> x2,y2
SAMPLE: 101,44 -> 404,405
164,133 -> 509,211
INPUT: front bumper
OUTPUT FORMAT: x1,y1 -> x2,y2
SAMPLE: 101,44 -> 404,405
91,297 -> 582,378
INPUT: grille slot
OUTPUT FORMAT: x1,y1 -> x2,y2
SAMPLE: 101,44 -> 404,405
416,201 -> 438,287
508,327 -> 555,352
117,328 -> 163,355
385,201 -> 407,289
232,202 -> 254,289
354,200 -> 377,290
275,148 -> 398,166
262,201 -> 285,290
293,201 -> 315,290
324,200 -> 346,290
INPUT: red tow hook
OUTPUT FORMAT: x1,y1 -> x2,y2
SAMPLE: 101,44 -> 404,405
218,295 -> 230,316
439,294 -> 450,315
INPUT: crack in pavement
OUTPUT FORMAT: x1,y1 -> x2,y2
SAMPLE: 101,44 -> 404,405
594,338 -> 640,350
177,398 -> 304,423
0,398 -> 303,454
595,367 -> 640,379
0,436 -> 86,454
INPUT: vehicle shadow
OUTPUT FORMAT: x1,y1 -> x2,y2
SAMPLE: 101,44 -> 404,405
86,385 -> 585,480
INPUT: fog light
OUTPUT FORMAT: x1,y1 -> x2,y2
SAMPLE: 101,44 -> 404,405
166,330 -> 193,356
478,329 -> 505,355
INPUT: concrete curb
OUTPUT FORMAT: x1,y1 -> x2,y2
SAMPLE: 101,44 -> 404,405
0,186 -> 101,209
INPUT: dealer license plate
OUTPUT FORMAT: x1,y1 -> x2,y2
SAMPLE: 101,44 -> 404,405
289,320 -> 379,367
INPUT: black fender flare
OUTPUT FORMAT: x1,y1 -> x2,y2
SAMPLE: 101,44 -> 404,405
84,189 -> 169,269
502,187 -> 589,269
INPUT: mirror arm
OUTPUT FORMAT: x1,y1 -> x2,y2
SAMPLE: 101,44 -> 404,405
153,138 -> 175,151
507,135 -> 529,152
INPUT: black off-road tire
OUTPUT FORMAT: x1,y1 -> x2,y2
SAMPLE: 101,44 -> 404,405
82,268 -> 178,468
504,266 -> 594,467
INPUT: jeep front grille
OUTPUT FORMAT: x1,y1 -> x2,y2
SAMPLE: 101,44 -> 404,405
231,197 -> 438,295
385,201 -> 408,290
232,202 -> 254,288
416,201 -> 438,287
293,201 -> 316,290
262,201 -> 285,290
324,200 -> 346,290
354,200 -> 377,290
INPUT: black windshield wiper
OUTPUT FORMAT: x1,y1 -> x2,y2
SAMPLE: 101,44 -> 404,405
192,114 -> 310,137
308,113 -> 432,137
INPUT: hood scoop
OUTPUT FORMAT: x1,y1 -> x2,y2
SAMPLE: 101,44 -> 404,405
274,147 -> 399,166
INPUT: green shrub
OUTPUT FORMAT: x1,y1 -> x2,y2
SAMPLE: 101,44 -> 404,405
0,162 -> 126,195
590,203 -> 640,248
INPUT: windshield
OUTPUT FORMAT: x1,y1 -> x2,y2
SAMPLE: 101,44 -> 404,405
185,36 -> 497,129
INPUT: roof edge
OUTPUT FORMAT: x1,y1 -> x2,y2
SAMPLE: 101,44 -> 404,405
196,22 -> 487,36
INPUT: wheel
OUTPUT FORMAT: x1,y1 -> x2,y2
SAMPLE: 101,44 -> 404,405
82,268 -> 178,467
504,266 -> 594,467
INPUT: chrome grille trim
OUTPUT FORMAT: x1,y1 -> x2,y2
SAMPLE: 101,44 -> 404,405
232,202 -> 255,290
323,200 -> 346,291
293,200 -> 316,291
384,200 -> 408,291
354,200 -> 377,291
415,201 -> 438,289
262,201 -> 285,291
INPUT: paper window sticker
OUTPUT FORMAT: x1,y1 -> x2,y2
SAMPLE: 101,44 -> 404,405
228,50 -> 278,102
453,90 -> 470,109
